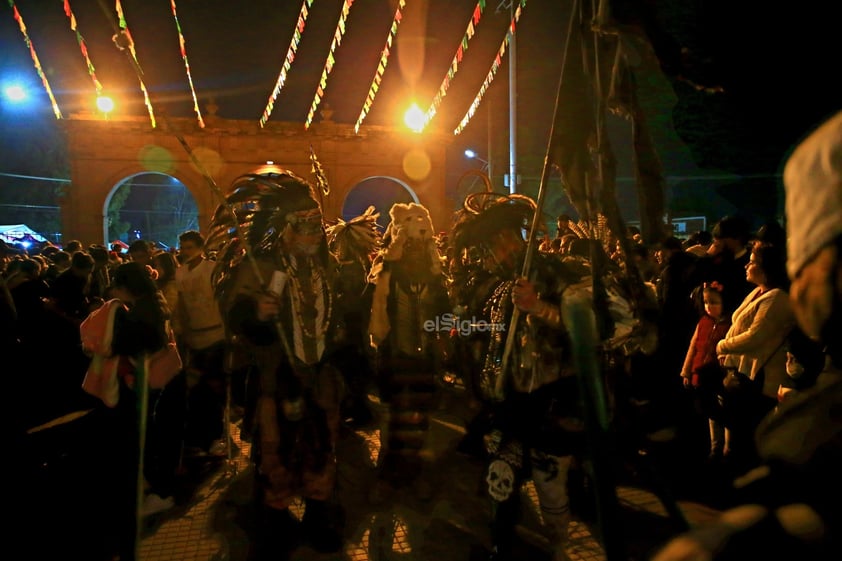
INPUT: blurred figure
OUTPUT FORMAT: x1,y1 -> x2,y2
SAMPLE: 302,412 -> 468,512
174,230 -> 226,456
555,213 -> 574,239
699,215 -> 754,313
107,262 -> 180,560
50,250 -> 95,323
652,236 -> 701,425
755,219 -> 787,250
44,250 -> 71,284
88,244 -> 111,301
684,230 -> 713,258
368,203 -> 450,502
128,240 -> 153,267
326,207 -> 381,428
63,239 -> 83,255
152,250 -> 180,312
626,225 -> 644,245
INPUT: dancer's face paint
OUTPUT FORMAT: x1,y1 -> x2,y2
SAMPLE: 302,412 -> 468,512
284,208 -> 324,257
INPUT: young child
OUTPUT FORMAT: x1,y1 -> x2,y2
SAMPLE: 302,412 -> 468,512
680,281 -> 732,459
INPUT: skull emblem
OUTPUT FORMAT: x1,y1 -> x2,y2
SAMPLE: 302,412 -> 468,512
486,459 -> 515,501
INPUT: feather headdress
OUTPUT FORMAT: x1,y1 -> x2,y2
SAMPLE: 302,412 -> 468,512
205,171 -> 324,301
326,205 -> 381,272
450,192 -> 536,259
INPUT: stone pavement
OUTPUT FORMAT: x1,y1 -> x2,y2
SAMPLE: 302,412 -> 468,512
134,389 -> 724,561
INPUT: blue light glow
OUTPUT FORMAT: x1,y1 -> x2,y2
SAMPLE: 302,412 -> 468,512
3,84 -> 26,102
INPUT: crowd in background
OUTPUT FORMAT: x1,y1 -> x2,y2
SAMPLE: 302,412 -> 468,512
0,190 -> 834,560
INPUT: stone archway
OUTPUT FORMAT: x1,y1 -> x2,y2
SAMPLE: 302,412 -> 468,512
104,172 -> 198,247
61,115 -> 451,245
342,176 -> 419,229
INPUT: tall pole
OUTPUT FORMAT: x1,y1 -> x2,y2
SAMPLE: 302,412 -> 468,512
487,98 -> 494,187
507,0 -> 518,194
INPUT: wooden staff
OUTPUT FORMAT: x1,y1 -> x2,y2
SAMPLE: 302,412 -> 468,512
493,0 -> 578,401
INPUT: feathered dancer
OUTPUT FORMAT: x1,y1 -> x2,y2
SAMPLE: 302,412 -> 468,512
204,170 -> 344,555
325,206 -> 382,427
325,205 -> 382,277
448,191 -> 590,560
205,171 -> 331,308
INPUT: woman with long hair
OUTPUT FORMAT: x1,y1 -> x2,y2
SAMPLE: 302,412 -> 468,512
715,243 -> 795,469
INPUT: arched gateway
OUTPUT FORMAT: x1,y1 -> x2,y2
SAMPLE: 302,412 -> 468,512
60,114 -> 451,244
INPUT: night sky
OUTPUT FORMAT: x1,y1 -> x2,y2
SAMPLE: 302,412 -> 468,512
0,0 -> 546,130
1,0 -> 840,235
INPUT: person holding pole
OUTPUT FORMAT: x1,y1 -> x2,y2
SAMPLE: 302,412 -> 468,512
450,193 -> 587,561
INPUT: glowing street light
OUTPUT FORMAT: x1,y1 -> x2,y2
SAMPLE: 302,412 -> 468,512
403,103 -> 425,133
3,84 -> 26,102
96,95 -> 114,114
464,148 -> 489,168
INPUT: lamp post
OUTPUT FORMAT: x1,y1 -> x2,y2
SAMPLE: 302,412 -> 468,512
464,149 -> 489,171
462,149 -> 493,196
500,0 -> 518,194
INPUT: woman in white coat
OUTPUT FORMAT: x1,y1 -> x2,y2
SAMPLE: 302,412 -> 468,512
716,242 -> 794,467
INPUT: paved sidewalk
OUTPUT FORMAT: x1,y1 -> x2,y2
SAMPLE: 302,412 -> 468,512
136,392 -> 723,561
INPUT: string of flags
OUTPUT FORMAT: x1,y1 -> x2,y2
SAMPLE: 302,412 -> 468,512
169,0 -> 204,128
260,0 -> 316,127
6,0 -> 530,135
454,0 -> 527,135
353,0 -> 407,133
7,0 -> 63,119
114,0 -> 156,128
421,0 -> 487,129
304,0 -> 356,129
62,0 -> 103,97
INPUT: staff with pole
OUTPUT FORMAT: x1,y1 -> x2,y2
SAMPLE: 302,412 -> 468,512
492,0 -> 625,558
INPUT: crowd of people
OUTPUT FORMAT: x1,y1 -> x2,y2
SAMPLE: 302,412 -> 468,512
4,110 -> 841,561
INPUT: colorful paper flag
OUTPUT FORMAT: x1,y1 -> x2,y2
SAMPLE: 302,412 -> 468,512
7,1 -> 63,119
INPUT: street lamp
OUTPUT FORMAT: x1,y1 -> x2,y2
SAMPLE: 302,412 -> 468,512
461,149 -> 494,196
96,95 -> 114,115
403,103 -> 425,133
3,84 -> 26,102
464,149 -> 489,170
